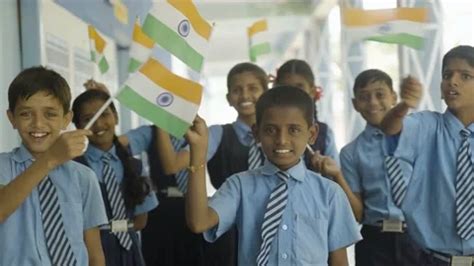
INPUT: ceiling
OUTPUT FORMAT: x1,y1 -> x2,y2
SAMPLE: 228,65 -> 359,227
55,0 -> 331,76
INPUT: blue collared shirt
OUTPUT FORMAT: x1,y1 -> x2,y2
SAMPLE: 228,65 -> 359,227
0,145 -> 108,266
83,145 -> 158,216
340,124 -> 405,225
126,125 -> 186,156
204,159 -> 362,266
324,126 -> 339,164
397,110 -> 474,255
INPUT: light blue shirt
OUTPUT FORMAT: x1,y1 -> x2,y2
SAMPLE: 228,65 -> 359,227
396,110 -> 474,255
340,124 -> 405,225
204,159 -> 362,266
126,125 -> 154,156
83,145 -> 158,216
323,126 -> 339,164
0,145 -> 108,266
206,119 -> 252,160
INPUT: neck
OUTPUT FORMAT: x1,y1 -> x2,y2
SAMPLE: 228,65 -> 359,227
450,108 -> 474,127
238,114 -> 256,127
94,142 -> 114,152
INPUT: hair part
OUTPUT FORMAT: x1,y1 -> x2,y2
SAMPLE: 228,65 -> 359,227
256,85 -> 314,127
72,89 -> 117,126
275,59 -> 315,85
8,66 -> 71,113
353,69 -> 393,95
442,45 -> 474,72
226,62 -> 268,91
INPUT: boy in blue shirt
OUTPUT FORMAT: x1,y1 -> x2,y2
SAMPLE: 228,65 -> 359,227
185,86 -> 361,266
382,45 -> 474,264
340,69 -> 424,265
0,66 -> 108,266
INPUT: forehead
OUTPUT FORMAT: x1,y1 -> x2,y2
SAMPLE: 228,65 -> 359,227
356,80 -> 391,94
78,99 -> 112,116
260,106 -> 308,126
229,71 -> 261,87
279,73 -> 309,85
443,57 -> 474,72
14,91 -> 63,110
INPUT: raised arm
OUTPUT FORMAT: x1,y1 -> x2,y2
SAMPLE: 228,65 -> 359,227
184,116 -> 219,233
0,130 -> 91,222
381,76 -> 423,135
310,151 -> 363,222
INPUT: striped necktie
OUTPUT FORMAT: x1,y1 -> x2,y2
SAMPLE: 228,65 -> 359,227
248,133 -> 264,170
455,129 -> 473,240
171,137 -> 188,193
256,171 -> 289,266
38,177 -> 77,266
102,154 -> 133,250
385,156 -> 407,207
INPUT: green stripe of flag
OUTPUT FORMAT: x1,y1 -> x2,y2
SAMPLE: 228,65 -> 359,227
143,15 -> 203,73
128,58 -> 143,73
249,42 -> 271,62
117,86 -> 190,137
98,57 -> 109,74
366,33 -> 424,49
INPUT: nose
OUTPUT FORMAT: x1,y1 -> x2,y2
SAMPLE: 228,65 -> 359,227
241,87 -> 250,99
367,94 -> 378,105
276,130 -> 289,145
31,113 -> 45,128
448,73 -> 460,87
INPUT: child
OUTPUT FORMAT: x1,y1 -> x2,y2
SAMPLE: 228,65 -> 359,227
340,69 -> 424,265
274,59 -> 339,163
381,45 -> 474,264
72,89 -> 159,266
185,86 -> 361,266
0,66 -> 107,265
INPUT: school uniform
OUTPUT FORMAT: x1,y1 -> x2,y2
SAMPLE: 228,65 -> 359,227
204,159 -> 361,266
126,125 -> 204,266
340,124 -> 424,266
81,144 -> 159,266
396,110 -> 474,264
0,144 -> 108,266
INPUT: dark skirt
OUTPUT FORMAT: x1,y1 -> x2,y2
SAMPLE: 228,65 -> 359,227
101,229 -> 145,266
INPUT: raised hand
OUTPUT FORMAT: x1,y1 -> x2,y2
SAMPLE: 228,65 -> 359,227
310,151 -> 341,178
185,115 -> 208,149
42,129 -> 92,168
400,76 -> 423,108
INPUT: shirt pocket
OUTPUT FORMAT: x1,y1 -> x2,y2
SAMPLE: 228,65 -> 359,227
60,201 -> 84,245
294,213 -> 328,265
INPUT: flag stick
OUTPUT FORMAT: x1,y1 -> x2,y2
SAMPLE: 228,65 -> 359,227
306,144 -> 315,155
84,96 -> 115,130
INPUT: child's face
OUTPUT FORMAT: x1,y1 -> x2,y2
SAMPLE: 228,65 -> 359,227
7,91 -> 72,158
256,106 -> 317,171
278,74 -> 316,101
441,58 -> 474,116
226,71 -> 265,119
75,99 -> 117,151
352,80 -> 397,127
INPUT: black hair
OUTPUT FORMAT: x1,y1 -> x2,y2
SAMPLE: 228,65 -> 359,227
72,89 -> 151,209
275,59 -> 315,85
353,69 -> 393,95
442,45 -> 474,72
8,66 -> 71,113
226,62 -> 268,92
256,85 -> 314,127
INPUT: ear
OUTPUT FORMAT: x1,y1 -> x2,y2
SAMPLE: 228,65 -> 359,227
226,93 -> 232,107
308,123 -> 319,145
351,98 -> 360,113
6,110 -> 17,129
62,111 -> 73,130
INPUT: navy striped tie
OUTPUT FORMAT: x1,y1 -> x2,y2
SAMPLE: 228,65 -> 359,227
170,137 -> 188,193
385,156 -> 407,207
256,171 -> 289,266
248,134 -> 264,170
456,129 -> 473,239
102,154 -> 133,250
38,177 -> 77,266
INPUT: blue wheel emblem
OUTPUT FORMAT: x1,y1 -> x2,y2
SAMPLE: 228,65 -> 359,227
156,92 -> 174,107
178,19 -> 190,37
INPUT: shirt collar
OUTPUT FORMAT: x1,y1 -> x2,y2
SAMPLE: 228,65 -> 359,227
443,110 -> 474,139
261,159 -> 306,182
233,119 -> 253,143
11,144 -> 34,163
363,123 -> 384,138
84,144 -> 119,162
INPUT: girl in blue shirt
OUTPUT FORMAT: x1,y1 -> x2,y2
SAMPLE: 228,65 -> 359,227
72,89 -> 159,266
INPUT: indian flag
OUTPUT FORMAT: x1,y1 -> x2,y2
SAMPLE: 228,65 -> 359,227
341,8 -> 428,49
128,19 -> 154,73
116,58 -> 202,137
248,19 -> 271,62
88,25 -> 110,74
142,0 -> 212,73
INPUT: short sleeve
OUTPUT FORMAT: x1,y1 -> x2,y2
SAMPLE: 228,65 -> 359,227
327,185 -> 362,252
340,145 -> 361,193
79,167 -> 108,229
203,175 -> 241,242
126,125 -> 153,156
134,191 -> 159,215
325,126 -> 340,165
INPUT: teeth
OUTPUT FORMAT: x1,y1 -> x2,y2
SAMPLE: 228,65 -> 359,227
95,130 -> 106,136
240,102 -> 253,107
275,149 -> 290,154
30,132 -> 47,138
448,91 -> 458,95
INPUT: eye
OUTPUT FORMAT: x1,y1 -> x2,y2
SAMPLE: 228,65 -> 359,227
263,126 -> 276,135
461,73 -> 473,80
442,72 -> 451,80
45,111 -> 59,118
289,125 -> 302,135
376,92 -> 386,99
19,111 -> 31,118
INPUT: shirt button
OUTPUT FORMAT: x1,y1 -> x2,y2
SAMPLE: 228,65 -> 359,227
282,224 -> 288,231
282,253 -> 288,259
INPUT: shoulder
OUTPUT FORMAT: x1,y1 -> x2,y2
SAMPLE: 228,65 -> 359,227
61,160 -> 98,183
